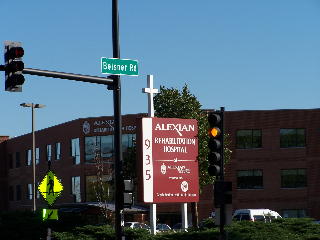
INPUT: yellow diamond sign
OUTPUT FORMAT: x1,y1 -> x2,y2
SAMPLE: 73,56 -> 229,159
38,170 -> 63,206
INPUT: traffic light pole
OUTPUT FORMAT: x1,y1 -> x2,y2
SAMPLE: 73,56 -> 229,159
219,107 -> 226,240
112,1 -> 125,240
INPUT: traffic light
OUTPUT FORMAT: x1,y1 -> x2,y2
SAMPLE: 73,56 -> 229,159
4,41 -> 25,92
207,110 -> 224,177
123,179 -> 134,208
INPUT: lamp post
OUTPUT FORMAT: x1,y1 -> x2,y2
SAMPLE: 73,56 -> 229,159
20,103 -> 46,212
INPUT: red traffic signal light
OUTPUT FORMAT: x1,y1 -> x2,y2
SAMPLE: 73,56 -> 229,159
4,41 -> 25,92
7,47 -> 24,59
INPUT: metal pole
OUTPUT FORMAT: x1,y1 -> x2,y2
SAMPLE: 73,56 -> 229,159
220,107 -> 225,240
22,68 -> 114,85
32,104 -> 36,212
112,0 -> 123,240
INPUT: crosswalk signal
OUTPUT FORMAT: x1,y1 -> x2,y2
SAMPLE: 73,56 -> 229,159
4,41 -> 25,92
208,109 -> 224,177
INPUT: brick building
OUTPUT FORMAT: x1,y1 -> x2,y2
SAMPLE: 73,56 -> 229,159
1,109 -> 320,222
223,109 -> 320,219
0,114 -> 145,216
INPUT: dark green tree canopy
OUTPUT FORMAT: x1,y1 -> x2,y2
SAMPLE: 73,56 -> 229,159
154,85 -> 202,119
154,84 -> 213,188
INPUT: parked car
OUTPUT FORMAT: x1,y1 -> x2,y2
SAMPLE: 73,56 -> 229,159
156,223 -> 171,232
124,222 -> 150,231
232,209 -> 282,222
172,223 -> 192,232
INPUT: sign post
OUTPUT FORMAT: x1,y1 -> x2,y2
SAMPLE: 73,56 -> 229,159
142,75 -> 158,234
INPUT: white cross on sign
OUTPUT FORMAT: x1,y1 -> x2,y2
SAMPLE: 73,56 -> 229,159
142,75 -> 159,117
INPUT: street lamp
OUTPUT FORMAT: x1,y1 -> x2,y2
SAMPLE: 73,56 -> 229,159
20,103 -> 46,212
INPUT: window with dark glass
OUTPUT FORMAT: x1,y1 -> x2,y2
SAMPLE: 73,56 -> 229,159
237,169 -> 263,189
236,130 -> 262,149
15,152 -> 20,168
280,128 -> 305,148
71,176 -> 81,202
16,185 -> 21,201
55,142 -> 61,160
71,138 -> 80,164
36,147 -> 40,165
8,186 -> 14,201
85,175 -> 114,202
122,134 -> 136,153
85,135 -> 114,162
282,209 -> 306,218
27,183 -> 33,200
37,181 -> 40,199
85,134 -> 136,163
281,169 -> 306,188
46,144 -> 52,161
26,149 -> 32,166
101,135 -> 114,158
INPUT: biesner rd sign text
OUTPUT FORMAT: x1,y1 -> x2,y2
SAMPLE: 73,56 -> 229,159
101,57 -> 138,76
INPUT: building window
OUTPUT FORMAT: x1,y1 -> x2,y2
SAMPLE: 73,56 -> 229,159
35,147 -> 40,165
236,130 -> 262,149
85,175 -> 114,202
281,169 -> 306,188
15,152 -> 21,168
280,128 -> 305,148
8,154 -> 13,169
282,209 -> 306,218
55,142 -> 61,160
36,181 -> 40,199
27,184 -> 33,200
9,186 -> 14,201
26,149 -> 32,166
71,176 -> 81,202
122,134 -> 136,153
71,138 -> 80,164
237,170 -> 263,189
85,136 -> 114,162
85,134 -> 135,162
16,185 -> 21,201
46,144 -> 52,161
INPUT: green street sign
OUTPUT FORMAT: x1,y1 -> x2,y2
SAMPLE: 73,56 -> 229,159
42,209 -> 58,221
38,170 -> 64,206
101,58 -> 138,76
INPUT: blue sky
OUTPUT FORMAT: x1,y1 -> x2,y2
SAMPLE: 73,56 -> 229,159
1,0 -> 320,137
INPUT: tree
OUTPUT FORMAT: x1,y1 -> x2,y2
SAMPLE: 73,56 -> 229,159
154,84 -> 231,227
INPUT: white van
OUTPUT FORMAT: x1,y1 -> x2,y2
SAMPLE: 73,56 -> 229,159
232,209 -> 282,222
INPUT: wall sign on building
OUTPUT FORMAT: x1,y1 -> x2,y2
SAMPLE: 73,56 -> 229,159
138,117 -> 199,203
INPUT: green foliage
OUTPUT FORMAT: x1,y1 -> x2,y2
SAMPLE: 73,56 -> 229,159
1,215 -> 320,240
199,217 -> 216,230
153,229 -> 219,240
154,84 -> 232,188
154,85 -> 202,119
0,210 -> 45,240
226,219 -> 320,240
